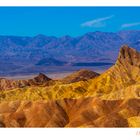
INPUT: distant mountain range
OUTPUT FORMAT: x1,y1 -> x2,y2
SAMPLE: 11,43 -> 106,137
1,30 -> 140,75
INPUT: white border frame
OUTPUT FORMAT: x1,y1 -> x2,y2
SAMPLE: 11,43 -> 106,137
0,0 -> 139,6
0,1 -> 140,140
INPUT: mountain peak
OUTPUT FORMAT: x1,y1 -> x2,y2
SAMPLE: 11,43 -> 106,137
117,45 -> 140,66
34,73 -> 51,82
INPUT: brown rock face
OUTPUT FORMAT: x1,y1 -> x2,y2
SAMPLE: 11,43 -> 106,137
34,73 -> 51,82
27,73 -> 52,85
115,45 -> 140,85
61,69 -> 99,84
0,97 -> 140,127
117,45 -> 140,67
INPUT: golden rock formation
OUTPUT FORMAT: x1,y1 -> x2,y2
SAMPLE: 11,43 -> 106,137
0,97 -> 139,127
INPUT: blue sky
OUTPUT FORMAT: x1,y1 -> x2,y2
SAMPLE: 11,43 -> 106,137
0,7 -> 140,37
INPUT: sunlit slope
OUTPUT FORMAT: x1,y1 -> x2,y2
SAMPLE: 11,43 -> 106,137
0,97 -> 140,127
0,80 -> 90,101
0,73 -> 53,91
87,45 -> 140,99
0,69 -> 98,101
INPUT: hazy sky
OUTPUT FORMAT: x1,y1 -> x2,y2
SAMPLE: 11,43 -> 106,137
0,7 -> 140,37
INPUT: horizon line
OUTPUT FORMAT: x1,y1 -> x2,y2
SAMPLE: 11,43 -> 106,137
0,29 -> 139,38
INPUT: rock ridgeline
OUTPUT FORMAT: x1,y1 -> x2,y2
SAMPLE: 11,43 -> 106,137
0,73 -> 52,90
61,69 -> 99,84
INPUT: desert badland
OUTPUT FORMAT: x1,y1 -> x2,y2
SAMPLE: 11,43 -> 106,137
0,45 -> 140,127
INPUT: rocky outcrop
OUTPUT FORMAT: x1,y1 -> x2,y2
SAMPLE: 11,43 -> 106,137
116,45 -> 140,67
85,45 -> 140,99
61,69 -> 99,84
27,73 -> 52,85
0,73 -> 52,91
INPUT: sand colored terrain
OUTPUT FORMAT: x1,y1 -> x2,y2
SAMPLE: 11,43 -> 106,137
0,97 -> 139,127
